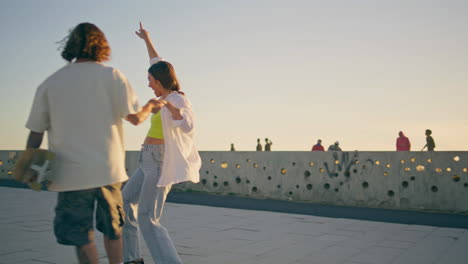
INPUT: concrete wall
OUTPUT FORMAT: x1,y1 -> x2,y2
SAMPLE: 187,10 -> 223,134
1,150 -> 467,212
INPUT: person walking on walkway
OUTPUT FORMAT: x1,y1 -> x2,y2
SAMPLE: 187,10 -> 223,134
422,129 -> 436,151
25,23 -> 157,264
122,23 -> 202,264
328,141 -> 342,151
396,131 -> 411,151
265,138 -> 273,151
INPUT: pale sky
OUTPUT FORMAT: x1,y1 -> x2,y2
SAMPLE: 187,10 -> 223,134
1,0 -> 467,151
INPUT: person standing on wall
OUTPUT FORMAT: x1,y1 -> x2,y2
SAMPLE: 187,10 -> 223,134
422,129 -> 436,151
25,22 -> 160,264
256,138 -> 263,151
122,23 -> 202,264
396,131 -> 411,151
265,138 -> 273,151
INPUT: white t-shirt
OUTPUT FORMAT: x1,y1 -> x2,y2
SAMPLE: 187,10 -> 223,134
26,62 -> 141,192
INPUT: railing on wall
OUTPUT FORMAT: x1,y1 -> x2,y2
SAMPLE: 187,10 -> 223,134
1,150 -> 467,213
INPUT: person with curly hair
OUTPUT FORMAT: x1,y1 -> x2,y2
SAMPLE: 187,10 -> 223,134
122,22 -> 201,264
25,22 -> 160,264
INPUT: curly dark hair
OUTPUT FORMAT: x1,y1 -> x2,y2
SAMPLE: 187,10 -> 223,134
60,23 -> 111,62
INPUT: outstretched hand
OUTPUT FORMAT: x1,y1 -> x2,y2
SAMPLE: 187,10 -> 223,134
135,22 -> 150,40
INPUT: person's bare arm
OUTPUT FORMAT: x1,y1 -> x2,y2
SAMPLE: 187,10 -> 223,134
135,22 -> 159,59
126,99 -> 165,125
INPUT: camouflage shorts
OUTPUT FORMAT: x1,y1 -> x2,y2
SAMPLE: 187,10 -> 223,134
54,182 -> 125,246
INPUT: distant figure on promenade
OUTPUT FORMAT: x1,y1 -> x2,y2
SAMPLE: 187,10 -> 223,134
121,23 -> 201,264
256,138 -> 263,151
312,139 -> 325,151
396,131 -> 411,151
265,138 -> 273,151
328,141 -> 342,151
25,23 -> 153,264
422,129 -> 436,151
230,143 -> 236,151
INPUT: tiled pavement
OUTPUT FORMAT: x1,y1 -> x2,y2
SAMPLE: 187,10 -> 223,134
1,187 -> 468,264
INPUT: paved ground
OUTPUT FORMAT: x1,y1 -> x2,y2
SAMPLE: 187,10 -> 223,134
1,186 -> 468,264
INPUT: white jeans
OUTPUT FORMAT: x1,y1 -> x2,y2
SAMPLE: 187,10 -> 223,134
122,145 -> 182,263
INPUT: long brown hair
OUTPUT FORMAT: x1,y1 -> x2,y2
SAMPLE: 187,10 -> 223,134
60,23 -> 111,62
148,61 -> 184,94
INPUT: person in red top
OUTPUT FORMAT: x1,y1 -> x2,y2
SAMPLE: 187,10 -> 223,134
312,139 -> 325,151
396,131 -> 411,151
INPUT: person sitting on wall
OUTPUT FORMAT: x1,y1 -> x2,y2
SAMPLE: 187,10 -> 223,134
328,141 -> 342,151
312,139 -> 325,151
396,131 -> 411,151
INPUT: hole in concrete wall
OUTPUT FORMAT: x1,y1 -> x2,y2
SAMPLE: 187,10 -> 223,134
431,186 -> 438,192
402,181 -> 409,188
362,182 -> 369,188
386,164 -> 391,168
354,160 -> 360,164
334,160 -> 340,165
223,181 -> 229,186
289,191 -> 293,195
453,175 -> 461,182
210,159 -> 215,164
246,180 -> 250,184
339,181 -> 343,186
454,156 -> 460,162
404,167 -> 411,172
416,165 -> 425,172
401,160 -> 405,164
334,188 -> 339,192
309,162 -> 315,166
435,168 -> 442,173
246,158 -> 251,163
344,171 -> 350,177
362,165 -> 367,170
7,171 -> 12,175
410,157 -> 416,163
375,160 -> 380,165
253,163 -> 258,168
0,160 -> 3,166
201,179 -> 207,185
464,183 -> 468,188
252,186 -> 258,192
235,177 -> 241,184
221,162 -> 228,168
387,190 -> 395,197
292,162 -> 296,166
277,185 -> 281,189
383,172 -> 388,176
427,158 -> 432,163
410,176 -> 416,181
464,168 -> 468,173
213,182 -> 218,187
214,175 -> 218,179
263,166 -> 267,171
304,170 -> 311,177
324,183 -> 330,189
296,185 -> 300,189
319,168 -> 324,173
307,184 -> 313,190
236,164 -> 241,168
353,169 -> 358,174
281,168 -> 287,175
205,171 -> 209,174
267,176 -> 272,180
446,168 -> 452,172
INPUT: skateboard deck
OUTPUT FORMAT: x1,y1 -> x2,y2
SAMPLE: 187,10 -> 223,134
13,149 -> 55,191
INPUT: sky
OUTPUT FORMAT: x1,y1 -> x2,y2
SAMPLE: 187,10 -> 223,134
0,0 -> 467,151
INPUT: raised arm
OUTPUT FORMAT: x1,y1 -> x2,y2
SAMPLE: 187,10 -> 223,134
135,22 -> 159,59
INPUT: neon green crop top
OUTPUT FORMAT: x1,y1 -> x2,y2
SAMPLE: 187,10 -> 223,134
147,112 -> 164,139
